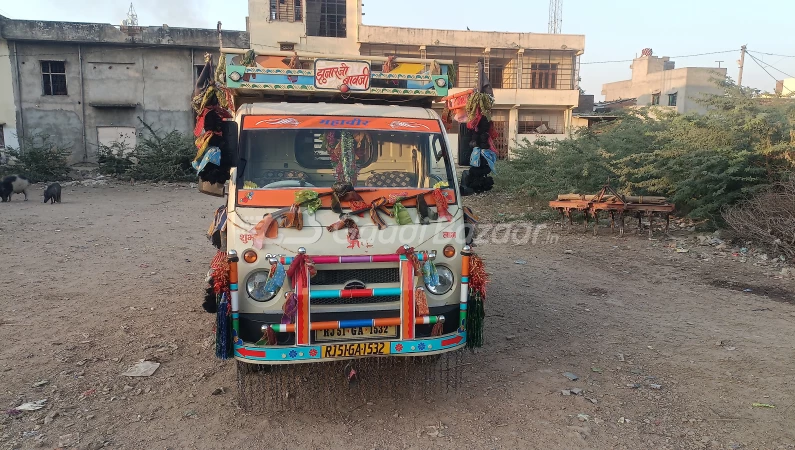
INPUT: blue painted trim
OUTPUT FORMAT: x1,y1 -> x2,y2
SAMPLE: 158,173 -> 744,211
460,303 -> 468,310
233,332 -> 467,363
461,277 -> 469,283
338,319 -> 375,328
232,313 -> 240,318
230,283 -> 238,290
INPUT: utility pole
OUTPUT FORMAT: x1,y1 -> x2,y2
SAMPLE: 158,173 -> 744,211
737,45 -> 747,88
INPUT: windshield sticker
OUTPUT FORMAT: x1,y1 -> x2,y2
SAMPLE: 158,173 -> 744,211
243,115 -> 441,133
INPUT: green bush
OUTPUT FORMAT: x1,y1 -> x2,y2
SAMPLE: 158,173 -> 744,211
498,79 -> 795,223
96,121 -> 198,182
127,130 -> 196,182
97,141 -> 135,177
0,134 -> 72,182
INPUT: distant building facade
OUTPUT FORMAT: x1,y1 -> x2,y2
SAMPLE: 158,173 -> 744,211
0,16 -> 248,165
775,78 -> 795,96
601,50 -> 727,115
245,0 -> 586,157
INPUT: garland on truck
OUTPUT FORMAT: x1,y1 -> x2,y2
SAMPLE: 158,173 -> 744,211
192,53 -> 236,186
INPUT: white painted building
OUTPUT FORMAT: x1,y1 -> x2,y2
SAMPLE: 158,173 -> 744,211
0,36 -> 19,151
246,0 -> 585,157
601,51 -> 727,115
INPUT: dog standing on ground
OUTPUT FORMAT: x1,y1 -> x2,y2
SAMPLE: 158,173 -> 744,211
43,182 -> 62,204
0,175 -> 30,202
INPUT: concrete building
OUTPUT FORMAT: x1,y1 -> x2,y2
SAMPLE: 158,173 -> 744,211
0,15 -> 248,165
0,36 -> 17,152
245,0 -> 585,157
775,78 -> 795,96
601,50 -> 727,115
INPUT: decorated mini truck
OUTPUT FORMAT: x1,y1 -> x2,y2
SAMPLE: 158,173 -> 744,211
193,48 -> 487,370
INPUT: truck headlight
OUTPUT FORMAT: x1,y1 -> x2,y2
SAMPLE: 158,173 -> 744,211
426,265 -> 454,295
245,270 -> 278,302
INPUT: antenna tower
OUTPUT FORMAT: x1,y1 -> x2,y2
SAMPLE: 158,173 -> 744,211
126,3 -> 139,26
548,0 -> 562,34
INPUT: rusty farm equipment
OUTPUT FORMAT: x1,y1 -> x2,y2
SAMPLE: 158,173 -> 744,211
549,184 -> 675,237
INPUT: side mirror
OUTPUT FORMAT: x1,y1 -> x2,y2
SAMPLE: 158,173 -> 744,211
457,122 -> 473,167
220,119 -> 238,167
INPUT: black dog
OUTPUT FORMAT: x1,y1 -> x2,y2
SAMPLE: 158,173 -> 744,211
43,183 -> 62,204
0,175 -> 30,202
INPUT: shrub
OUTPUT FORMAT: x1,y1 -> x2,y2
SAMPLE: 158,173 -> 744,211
127,130 -> 196,182
723,179 -> 795,257
97,141 -> 135,177
0,134 -> 72,182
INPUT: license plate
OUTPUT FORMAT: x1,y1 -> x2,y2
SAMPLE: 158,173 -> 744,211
315,326 -> 396,342
322,342 -> 391,358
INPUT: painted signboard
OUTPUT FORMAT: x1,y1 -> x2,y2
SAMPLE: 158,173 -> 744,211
314,59 -> 371,91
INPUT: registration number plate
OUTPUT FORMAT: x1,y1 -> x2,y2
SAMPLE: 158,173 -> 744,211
322,342 -> 391,358
315,326 -> 396,342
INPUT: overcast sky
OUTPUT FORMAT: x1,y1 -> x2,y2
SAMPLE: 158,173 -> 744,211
2,0 -> 793,98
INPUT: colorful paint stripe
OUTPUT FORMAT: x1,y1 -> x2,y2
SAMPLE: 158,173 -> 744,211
228,252 -> 240,334
296,267 -> 310,346
262,315 -> 444,334
310,287 -> 402,299
279,252 -> 428,265
459,249 -> 471,333
401,259 -> 416,340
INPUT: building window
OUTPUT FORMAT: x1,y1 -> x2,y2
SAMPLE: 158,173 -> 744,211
0,127 -> 5,148
41,61 -> 67,96
518,110 -> 565,134
488,66 -> 504,89
195,64 -> 206,79
668,92 -> 678,107
529,63 -> 558,89
306,0 -> 346,38
651,93 -> 660,105
280,43 -> 296,51
270,0 -> 303,22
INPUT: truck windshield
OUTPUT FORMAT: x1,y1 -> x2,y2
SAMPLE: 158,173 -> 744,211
239,127 -> 455,190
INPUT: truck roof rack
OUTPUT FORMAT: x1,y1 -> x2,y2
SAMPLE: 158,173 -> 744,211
220,49 -> 453,107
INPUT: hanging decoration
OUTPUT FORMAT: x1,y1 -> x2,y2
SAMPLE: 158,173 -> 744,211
396,245 -> 422,272
215,293 -> 233,359
250,214 -> 279,249
324,132 -> 360,184
392,201 -> 413,225
264,260 -> 286,293
458,61 -> 496,196
415,287 -> 430,316
294,190 -> 321,214
286,252 -> 317,289
466,253 -> 488,349
282,291 -> 298,325
279,204 -> 303,230
327,217 -> 360,246
206,205 -> 228,250
422,259 -> 440,288
192,53 -> 235,187
432,188 -> 452,222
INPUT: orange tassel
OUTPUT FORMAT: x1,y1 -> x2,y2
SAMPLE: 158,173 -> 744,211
431,322 -> 443,337
433,188 -> 452,221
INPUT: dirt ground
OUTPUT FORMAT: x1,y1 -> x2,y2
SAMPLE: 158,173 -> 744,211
1,183 -> 795,450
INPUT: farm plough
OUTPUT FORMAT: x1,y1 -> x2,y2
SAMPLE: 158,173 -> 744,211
549,184 -> 675,237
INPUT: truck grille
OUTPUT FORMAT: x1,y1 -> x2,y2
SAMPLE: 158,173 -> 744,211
310,268 -> 400,305
311,295 -> 400,306
311,268 -> 399,286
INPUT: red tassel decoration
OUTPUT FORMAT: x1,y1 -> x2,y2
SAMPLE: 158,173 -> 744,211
433,188 -> 452,222
415,287 -> 430,316
431,322 -> 444,337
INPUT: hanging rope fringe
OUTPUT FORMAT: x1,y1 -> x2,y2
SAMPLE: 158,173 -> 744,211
466,254 -> 488,349
431,321 -> 444,337
433,188 -> 452,222
396,245 -> 422,272
215,293 -> 233,359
